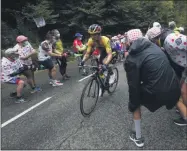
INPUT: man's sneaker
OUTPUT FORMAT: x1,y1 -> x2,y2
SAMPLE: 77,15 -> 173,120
129,131 -> 144,147
52,81 -> 63,87
10,92 -> 17,98
15,97 -> 26,104
174,117 -> 187,126
49,80 -> 60,85
109,73 -> 116,84
30,87 -> 42,94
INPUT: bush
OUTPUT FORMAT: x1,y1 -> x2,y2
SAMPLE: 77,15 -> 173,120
1,21 -> 18,49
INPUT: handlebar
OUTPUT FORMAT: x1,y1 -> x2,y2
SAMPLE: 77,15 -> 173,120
78,65 -> 99,71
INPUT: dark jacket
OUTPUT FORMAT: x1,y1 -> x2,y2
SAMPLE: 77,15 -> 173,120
124,38 -> 180,112
160,28 -> 173,47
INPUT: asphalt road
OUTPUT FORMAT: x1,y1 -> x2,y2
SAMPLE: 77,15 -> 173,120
1,61 -> 187,150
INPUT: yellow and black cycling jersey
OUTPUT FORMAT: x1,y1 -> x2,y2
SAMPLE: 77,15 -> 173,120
86,36 -> 112,54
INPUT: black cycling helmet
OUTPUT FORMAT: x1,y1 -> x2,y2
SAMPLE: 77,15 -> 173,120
88,24 -> 102,34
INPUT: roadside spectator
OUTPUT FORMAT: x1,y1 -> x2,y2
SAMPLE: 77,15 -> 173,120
124,29 -> 180,147
51,29 -> 70,80
13,35 -> 42,93
169,21 -> 180,34
179,27 -> 184,34
153,22 -> 162,29
73,33 -> 87,59
147,26 -> 184,80
1,48 -> 26,103
164,33 -> 187,126
145,27 -> 162,46
38,31 -> 63,86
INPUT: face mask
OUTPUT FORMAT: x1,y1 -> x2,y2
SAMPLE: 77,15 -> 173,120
56,34 -> 60,38
78,37 -> 82,40
50,36 -> 57,43
22,41 -> 29,47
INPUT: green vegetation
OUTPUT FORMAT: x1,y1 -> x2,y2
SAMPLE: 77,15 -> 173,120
1,0 -> 187,49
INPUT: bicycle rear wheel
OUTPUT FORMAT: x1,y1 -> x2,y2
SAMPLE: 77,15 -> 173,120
80,77 -> 99,117
108,67 -> 119,94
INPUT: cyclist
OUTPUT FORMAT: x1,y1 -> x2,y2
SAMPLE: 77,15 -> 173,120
38,31 -> 63,86
73,33 -> 87,59
81,24 -> 113,69
51,29 -> 70,80
80,24 -> 115,96
13,35 -> 42,94
1,48 -> 26,103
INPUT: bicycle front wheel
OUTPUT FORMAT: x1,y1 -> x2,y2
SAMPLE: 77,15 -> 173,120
108,67 -> 119,94
80,77 -> 99,117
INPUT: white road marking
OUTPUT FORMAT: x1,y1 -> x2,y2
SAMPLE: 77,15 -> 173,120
1,96 -> 53,128
78,73 -> 95,82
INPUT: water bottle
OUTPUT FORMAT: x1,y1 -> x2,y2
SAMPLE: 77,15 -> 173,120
99,72 -> 105,79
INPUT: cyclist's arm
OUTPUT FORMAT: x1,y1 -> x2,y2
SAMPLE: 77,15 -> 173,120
82,40 -> 92,62
103,39 -> 113,65
82,50 -> 91,62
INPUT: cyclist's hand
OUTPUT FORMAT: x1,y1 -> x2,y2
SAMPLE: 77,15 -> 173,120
79,60 -> 85,66
101,64 -> 108,71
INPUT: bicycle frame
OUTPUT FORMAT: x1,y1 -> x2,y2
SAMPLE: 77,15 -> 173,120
78,65 -> 110,90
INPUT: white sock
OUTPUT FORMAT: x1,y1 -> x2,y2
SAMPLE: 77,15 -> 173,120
134,119 -> 141,139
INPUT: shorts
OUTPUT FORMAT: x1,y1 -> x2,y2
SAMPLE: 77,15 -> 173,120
39,58 -> 54,70
8,77 -> 21,85
181,68 -> 187,84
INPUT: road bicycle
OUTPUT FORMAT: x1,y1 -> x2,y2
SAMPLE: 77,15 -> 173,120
79,64 -> 119,117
